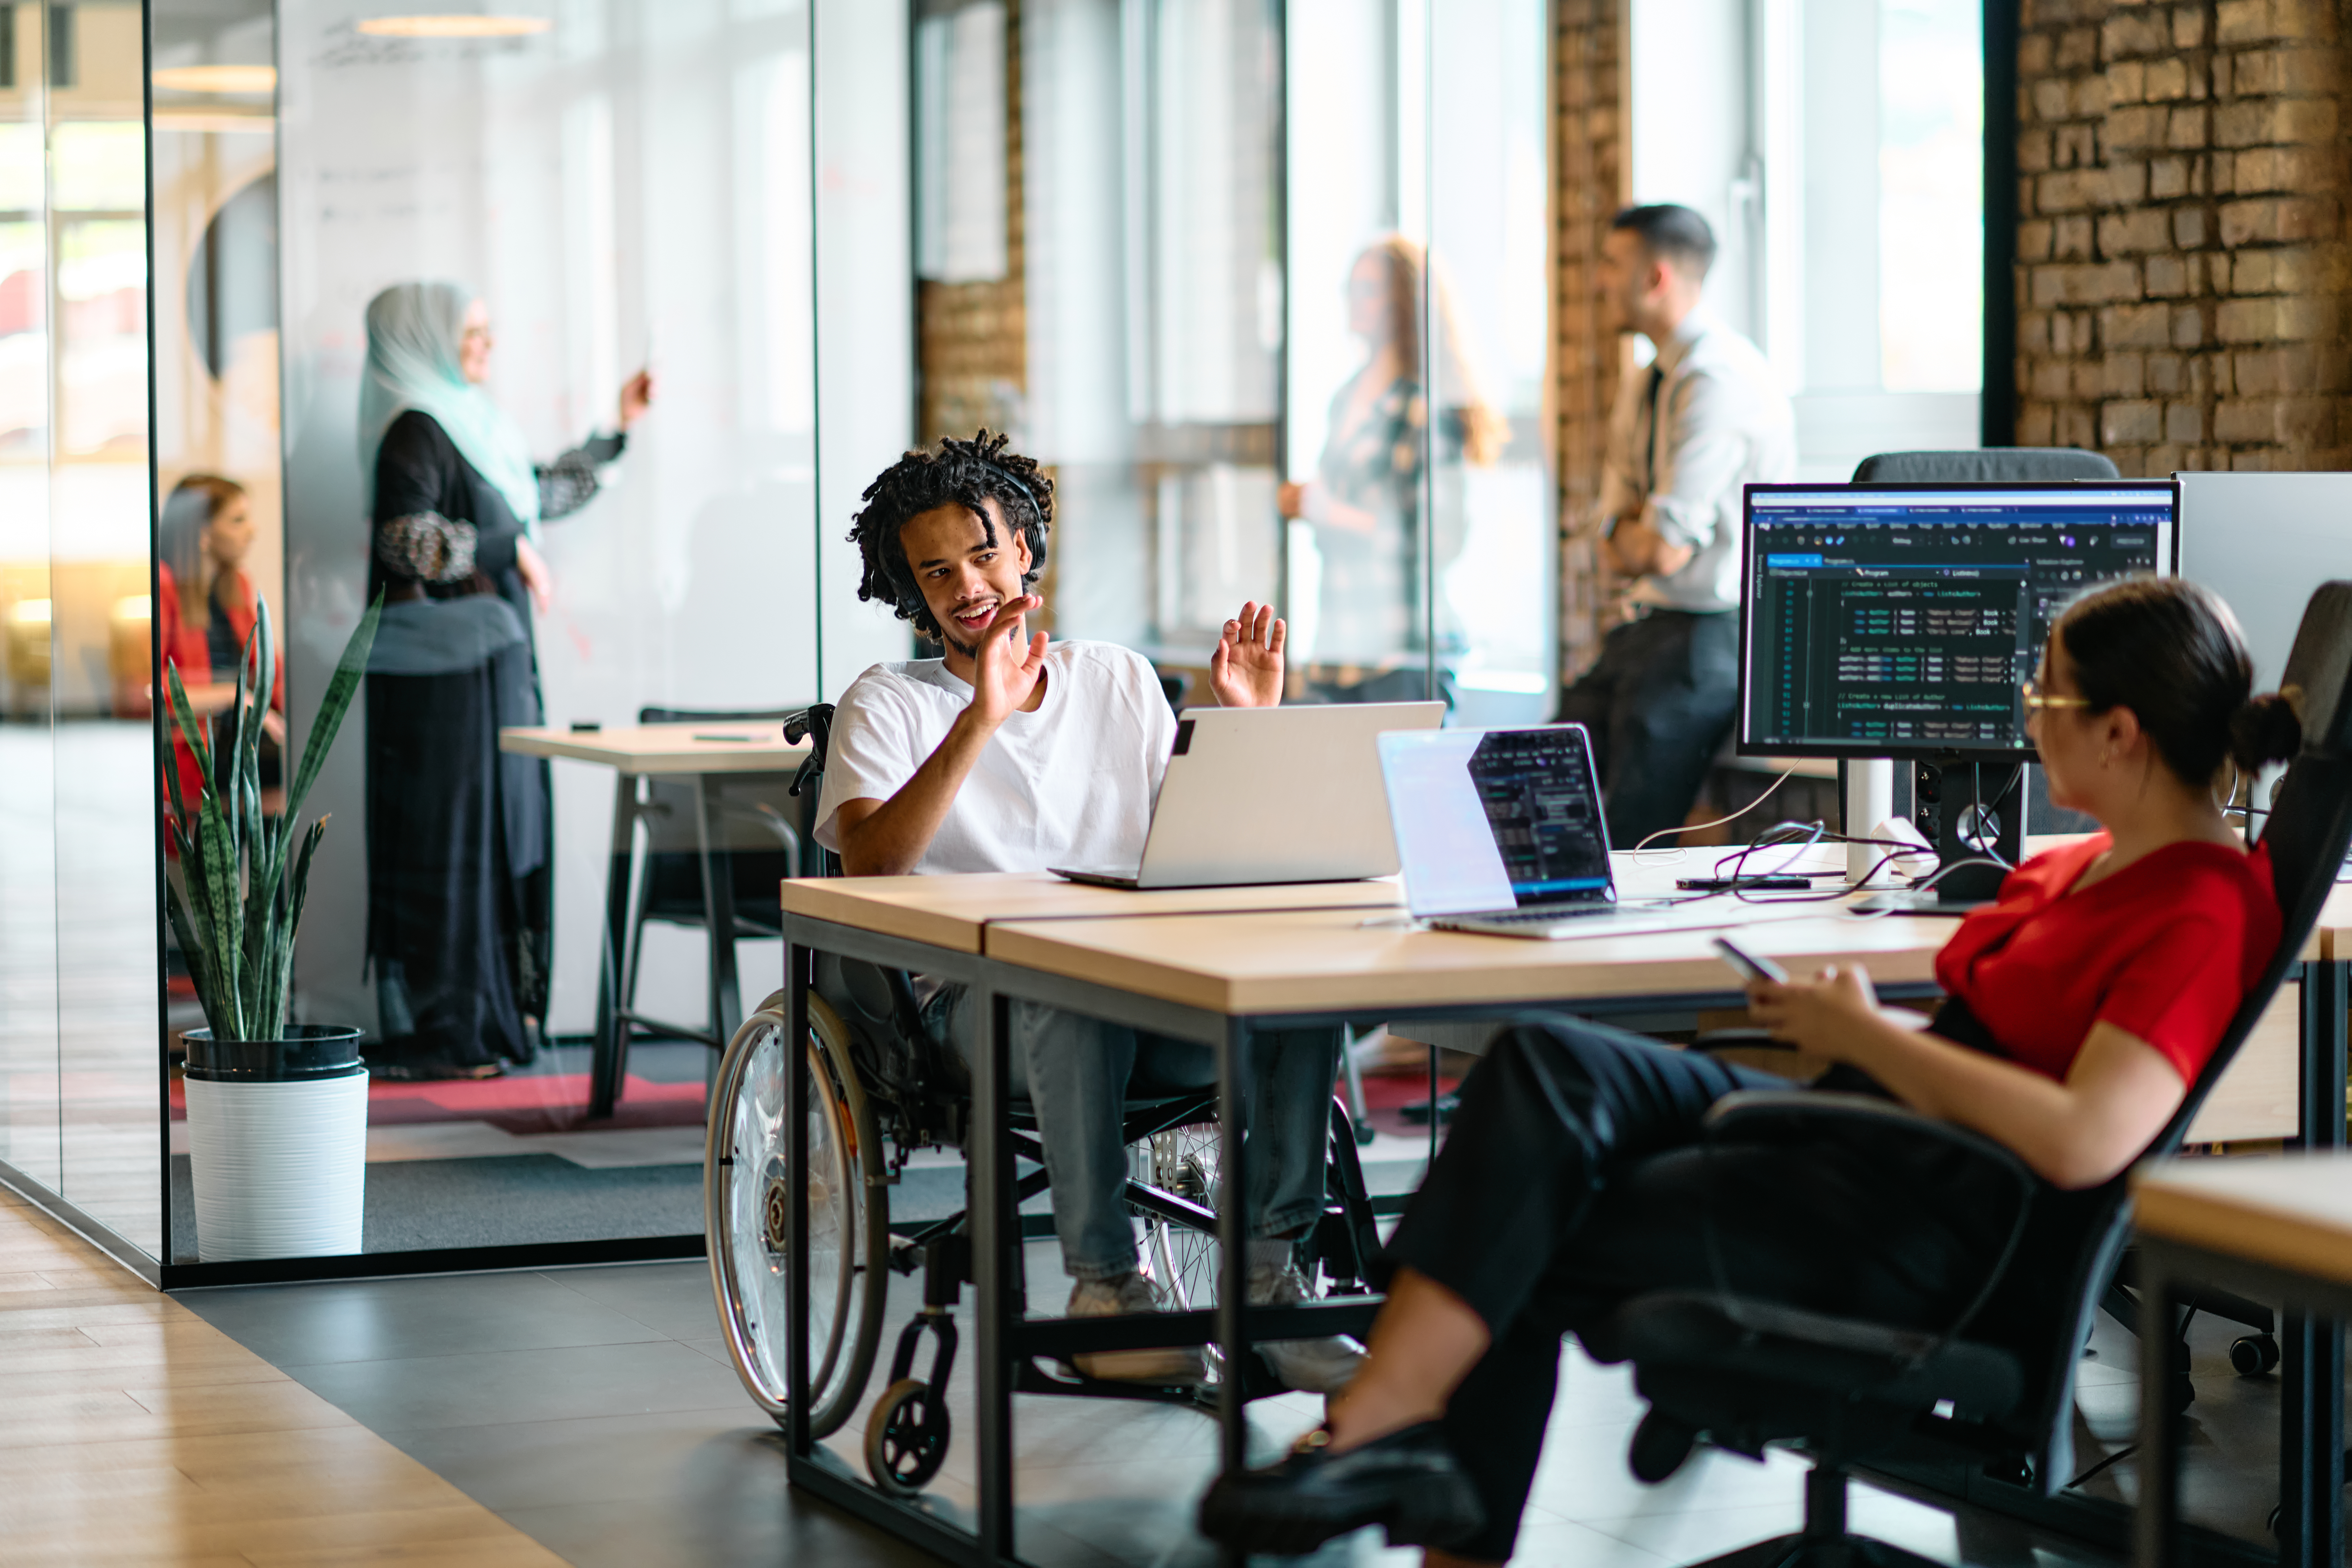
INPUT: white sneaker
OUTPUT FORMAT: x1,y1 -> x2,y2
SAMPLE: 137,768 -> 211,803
1068,1272 -> 1209,1386
1247,1261 -> 1367,1394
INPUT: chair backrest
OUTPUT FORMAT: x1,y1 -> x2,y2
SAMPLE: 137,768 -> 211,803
1999,581 -> 2352,1491
1849,448 -> 2121,484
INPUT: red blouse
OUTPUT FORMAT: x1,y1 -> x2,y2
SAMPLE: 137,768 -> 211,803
1934,834 -> 2279,1085
156,564 -> 283,821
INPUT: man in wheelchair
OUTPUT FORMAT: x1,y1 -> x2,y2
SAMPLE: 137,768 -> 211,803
813,429 -> 1361,1394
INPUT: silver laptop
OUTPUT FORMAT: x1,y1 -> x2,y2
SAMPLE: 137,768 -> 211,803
1377,724 -> 1750,940
1052,701 -> 1446,890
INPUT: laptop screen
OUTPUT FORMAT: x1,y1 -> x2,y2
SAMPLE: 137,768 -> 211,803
1377,725 -> 1617,917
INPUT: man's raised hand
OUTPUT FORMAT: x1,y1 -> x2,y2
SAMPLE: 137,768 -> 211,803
1209,600 -> 1286,708
967,594 -> 1049,728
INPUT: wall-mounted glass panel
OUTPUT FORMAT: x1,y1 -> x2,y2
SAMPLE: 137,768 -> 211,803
0,0 -> 60,1201
1016,0 -> 1280,661
226,0 -> 822,1261
52,0 -> 158,1257
1427,0 -> 1552,723
1284,0 -> 1552,705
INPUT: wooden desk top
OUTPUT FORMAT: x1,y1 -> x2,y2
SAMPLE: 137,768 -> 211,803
2135,1153 -> 2352,1290
984,903 -> 1962,1016
499,723 -> 810,775
780,872 -> 1405,955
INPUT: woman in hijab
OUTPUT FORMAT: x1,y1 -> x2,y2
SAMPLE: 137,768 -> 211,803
360,280 -> 652,1081
1277,236 -> 1507,668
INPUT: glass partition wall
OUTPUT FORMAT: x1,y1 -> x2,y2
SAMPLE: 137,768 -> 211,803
0,0 -> 163,1268
0,0 -> 1550,1279
1002,0 -> 1555,714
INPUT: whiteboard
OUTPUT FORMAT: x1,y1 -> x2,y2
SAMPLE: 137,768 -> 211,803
2178,472 -> 2352,698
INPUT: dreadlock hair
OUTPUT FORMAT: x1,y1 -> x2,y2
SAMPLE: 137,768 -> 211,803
848,429 -> 1053,640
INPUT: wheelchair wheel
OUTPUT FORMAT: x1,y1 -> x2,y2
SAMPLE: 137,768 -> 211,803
865,1377 -> 952,1496
1137,1123 -> 1222,1315
707,990 -> 888,1439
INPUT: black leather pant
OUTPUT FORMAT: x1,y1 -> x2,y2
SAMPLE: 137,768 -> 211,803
1384,1018 -> 2007,1562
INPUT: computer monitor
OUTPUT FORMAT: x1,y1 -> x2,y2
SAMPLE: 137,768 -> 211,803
1738,481 -> 2179,763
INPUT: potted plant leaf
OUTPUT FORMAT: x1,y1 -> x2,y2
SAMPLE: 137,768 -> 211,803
165,592 -> 381,1261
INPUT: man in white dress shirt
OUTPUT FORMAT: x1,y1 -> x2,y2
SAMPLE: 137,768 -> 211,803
1558,204 -> 1796,846
813,432 -> 1360,1394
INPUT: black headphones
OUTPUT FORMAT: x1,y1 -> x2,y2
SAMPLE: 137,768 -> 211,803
978,462 -> 1040,533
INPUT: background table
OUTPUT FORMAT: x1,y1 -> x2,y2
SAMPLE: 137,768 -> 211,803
2135,1153 -> 2352,1567
501,722 -> 810,1116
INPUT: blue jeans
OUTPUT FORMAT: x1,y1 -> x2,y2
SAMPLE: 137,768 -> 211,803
925,987 -> 1341,1281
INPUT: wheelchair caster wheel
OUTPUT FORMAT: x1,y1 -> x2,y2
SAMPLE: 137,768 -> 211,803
2230,1332 -> 2281,1375
866,1378 -> 951,1496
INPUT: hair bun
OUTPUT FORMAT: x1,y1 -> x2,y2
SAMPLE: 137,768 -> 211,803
2229,691 -> 2303,771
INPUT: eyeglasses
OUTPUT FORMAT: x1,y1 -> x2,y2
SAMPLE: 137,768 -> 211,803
2021,677 -> 2092,712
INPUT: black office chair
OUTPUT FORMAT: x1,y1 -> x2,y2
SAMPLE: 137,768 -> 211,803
616,706 -> 813,1058
705,702 -> 1387,1496
1587,582 -> 2352,1566
1851,448 -> 2121,484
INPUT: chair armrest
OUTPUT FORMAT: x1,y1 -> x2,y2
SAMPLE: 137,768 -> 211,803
1704,1091 -> 2038,1201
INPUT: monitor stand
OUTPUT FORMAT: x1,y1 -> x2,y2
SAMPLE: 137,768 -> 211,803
1858,756 -> 2025,912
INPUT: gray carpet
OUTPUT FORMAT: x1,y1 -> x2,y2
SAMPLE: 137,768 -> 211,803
170,1153 -> 701,1261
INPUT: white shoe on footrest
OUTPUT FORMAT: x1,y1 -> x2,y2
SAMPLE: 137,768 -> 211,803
1247,1261 -> 1366,1394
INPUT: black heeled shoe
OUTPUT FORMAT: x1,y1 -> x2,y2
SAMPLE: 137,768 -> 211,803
1196,1420 -> 1484,1556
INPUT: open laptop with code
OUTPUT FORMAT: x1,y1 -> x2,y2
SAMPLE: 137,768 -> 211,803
1376,724 -> 1762,940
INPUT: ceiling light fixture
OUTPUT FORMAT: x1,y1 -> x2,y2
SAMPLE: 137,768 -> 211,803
355,14 -> 553,38
151,64 -> 277,94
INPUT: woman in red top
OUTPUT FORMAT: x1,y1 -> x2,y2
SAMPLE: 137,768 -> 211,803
157,475 -> 285,818
1201,578 -> 2301,1562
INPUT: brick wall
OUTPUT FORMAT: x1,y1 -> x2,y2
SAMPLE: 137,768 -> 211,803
2016,0 -> 2352,473
1553,0 -> 1629,683
916,1 -> 1027,450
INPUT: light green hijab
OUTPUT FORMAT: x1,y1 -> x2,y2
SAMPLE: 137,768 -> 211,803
359,281 -> 541,533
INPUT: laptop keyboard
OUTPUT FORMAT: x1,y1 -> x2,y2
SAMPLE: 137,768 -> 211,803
1455,905 -> 1615,924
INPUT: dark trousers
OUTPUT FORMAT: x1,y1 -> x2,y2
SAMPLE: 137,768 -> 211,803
1555,609 -> 1739,848
1384,1019 -> 2007,1562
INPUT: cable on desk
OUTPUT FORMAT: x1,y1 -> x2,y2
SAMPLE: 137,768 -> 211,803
1629,769 -> 1798,862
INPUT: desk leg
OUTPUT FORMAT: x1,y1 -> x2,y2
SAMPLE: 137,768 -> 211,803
590,773 -> 636,1120
2281,961 -> 2348,1566
694,776 -> 744,1062
786,939 -> 812,1460
1215,1019 -> 1254,1568
973,984 -> 1016,1564
2136,1250 -> 2183,1568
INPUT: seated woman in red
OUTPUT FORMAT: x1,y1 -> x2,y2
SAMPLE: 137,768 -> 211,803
1198,577 -> 2297,1564
157,474 -> 285,820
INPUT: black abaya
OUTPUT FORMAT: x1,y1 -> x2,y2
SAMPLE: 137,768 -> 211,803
363,409 -> 619,1072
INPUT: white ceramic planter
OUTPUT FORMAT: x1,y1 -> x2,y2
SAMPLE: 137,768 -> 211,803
184,1071 -> 369,1260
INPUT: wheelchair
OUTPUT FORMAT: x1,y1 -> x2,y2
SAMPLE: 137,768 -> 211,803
704,704 -> 1387,1497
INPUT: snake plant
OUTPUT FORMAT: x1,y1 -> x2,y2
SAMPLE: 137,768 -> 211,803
163,593 -> 382,1044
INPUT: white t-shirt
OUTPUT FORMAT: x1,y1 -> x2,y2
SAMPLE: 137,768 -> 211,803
812,640 -> 1179,875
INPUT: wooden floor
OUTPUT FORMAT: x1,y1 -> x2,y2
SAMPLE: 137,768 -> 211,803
0,1184 -> 564,1566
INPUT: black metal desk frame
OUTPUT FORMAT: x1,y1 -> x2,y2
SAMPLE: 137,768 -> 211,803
2137,960 -> 2350,1568
780,905 -> 1948,1568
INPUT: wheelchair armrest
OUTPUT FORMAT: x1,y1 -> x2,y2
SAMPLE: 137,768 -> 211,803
1705,1091 -> 2038,1200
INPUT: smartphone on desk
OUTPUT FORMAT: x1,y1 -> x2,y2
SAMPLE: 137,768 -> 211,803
1713,935 -> 1788,985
